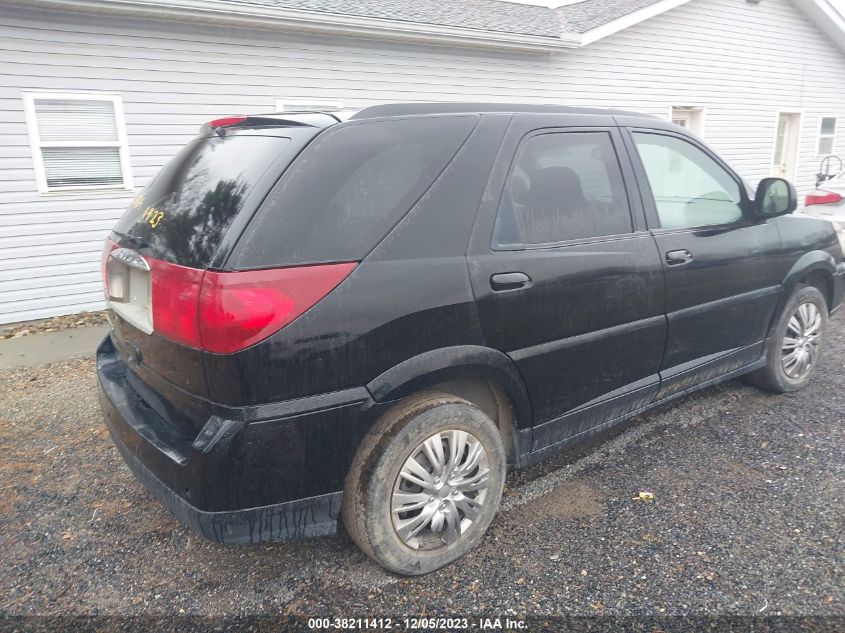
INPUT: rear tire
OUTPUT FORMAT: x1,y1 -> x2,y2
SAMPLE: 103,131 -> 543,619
745,285 -> 828,393
341,391 -> 506,575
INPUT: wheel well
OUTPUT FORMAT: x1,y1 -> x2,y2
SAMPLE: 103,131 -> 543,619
801,270 -> 833,311
428,377 -> 517,463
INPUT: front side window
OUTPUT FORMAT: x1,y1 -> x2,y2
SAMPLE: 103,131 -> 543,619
23,93 -> 133,193
632,132 -> 743,229
494,131 -> 632,247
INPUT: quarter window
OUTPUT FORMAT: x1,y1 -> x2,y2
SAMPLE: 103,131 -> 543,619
494,132 -> 632,247
817,116 -> 837,156
23,93 -> 133,193
632,132 -> 743,229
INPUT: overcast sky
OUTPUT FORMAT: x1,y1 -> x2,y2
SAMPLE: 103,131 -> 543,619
832,0 -> 845,17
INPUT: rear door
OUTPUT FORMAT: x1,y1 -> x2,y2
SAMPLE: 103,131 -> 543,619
467,116 -> 666,452
622,128 -> 784,398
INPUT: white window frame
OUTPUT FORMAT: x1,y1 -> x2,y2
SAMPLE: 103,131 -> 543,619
22,91 -> 134,195
668,105 -> 706,137
275,98 -> 344,113
815,114 -> 838,157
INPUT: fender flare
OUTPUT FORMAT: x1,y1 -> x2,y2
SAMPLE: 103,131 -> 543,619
769,250 -> 837,335
365,345 -> 533,429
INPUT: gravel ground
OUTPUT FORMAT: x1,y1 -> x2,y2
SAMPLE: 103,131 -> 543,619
0,311 -> 107,340
1,313 -> 843,630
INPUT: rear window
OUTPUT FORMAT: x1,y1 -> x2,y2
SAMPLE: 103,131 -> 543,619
114,135 -> 291,268
230,115 -> 477,268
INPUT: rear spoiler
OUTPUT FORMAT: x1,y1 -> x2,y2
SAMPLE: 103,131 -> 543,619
199,111 -> 353,136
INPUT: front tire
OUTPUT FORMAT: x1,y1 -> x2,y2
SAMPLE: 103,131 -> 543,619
746,285 -> 828,393
341,391 -> 506,575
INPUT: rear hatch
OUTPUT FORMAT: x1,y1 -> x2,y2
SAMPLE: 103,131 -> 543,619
103,119 -> 327,430
103,111 -> 479,430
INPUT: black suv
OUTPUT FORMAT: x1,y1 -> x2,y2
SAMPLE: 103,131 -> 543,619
98,104 -> 845,574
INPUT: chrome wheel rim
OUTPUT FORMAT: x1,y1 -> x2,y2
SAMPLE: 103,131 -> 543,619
391,430 -> 490,551
782,302 -> 822,380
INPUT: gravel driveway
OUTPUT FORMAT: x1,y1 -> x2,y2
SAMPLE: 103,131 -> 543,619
1,313 -> 844,630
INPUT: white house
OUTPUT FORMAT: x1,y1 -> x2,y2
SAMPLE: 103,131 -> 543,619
2,0 -> 845,324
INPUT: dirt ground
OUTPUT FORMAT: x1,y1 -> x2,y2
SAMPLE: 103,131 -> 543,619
1,313 -> 843,631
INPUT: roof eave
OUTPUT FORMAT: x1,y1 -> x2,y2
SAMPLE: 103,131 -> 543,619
791,0 -> 845,56
571,0 -> 845,55
8,0 -> 581,53
573,0 -> 693,46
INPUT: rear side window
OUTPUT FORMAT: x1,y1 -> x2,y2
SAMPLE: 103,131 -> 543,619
115,135 -> 292,268
494,131 -> 632,247
231,115 -> 477,268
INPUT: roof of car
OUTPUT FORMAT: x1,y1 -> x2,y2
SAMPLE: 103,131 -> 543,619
351,102 -> 658,119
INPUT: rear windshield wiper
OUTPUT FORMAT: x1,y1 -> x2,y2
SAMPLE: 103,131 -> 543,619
112,230 -> 150,250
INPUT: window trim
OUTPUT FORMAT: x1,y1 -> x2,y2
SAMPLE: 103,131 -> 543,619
23,91 -> 133,195
491,128 -> 638,251
275,98 -> 344,112
815,114 -> 838,157
625,128 -> 751,233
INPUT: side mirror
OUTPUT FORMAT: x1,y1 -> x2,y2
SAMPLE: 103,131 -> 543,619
754,177 -> 797,217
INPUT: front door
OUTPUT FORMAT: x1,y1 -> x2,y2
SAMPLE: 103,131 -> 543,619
772,112 -> 801,179
625,128 -> 784,399
468,119 -> 666,452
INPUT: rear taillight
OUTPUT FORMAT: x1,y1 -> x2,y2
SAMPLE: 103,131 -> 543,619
101,238 -> 118,293
150,259 -> 205,348
147,259 -> 356,353
805,191 -> 843,206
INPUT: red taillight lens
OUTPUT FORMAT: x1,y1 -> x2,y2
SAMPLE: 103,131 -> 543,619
198,263 -> 356,354
150,259 -> 205,348
146,258 -> 356,353
101,238 -> 117,293
805,191 -> 842,206
209,115 -> 247,129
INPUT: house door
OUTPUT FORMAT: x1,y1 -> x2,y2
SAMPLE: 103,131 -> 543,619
772,113 -> 800,179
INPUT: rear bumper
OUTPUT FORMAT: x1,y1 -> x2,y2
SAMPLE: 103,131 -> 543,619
97,335 -> 377,543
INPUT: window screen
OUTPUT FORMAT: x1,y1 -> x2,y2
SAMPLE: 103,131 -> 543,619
26,95 -> 131,192
494,131 -> 632,247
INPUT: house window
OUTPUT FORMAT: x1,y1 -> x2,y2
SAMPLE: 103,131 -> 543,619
23,92 -> 132,193
817,116 -> 837,156
670,106 -> 705,136
275,98 -> 343,112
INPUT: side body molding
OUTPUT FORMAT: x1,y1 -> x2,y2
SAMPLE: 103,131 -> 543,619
366,345 -> 533,429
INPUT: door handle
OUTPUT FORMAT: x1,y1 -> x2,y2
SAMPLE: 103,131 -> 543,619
666,249 -> 694,266
490,272 -> 531,291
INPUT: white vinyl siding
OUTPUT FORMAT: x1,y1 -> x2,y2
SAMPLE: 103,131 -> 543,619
816,115 -> 837,156
1,0 -> 845,323
275,98 -> 344,112
22,92 -> 133,194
